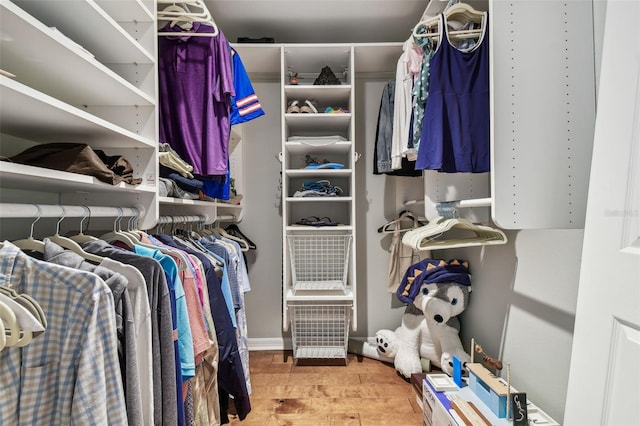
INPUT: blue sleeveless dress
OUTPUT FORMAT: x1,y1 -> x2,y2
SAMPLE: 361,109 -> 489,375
415,12 -> 490,173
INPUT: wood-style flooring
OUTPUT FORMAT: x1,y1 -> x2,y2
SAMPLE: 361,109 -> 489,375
227,350 -> 423,425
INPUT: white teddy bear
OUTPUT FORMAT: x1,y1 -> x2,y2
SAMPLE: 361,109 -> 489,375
374,259 -> 472,378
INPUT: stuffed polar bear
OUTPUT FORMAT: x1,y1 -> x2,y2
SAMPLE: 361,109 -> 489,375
374,259 -> 472,378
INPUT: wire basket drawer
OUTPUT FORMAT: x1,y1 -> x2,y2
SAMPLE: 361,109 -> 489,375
290,303 -> 351,360
287,233 -> 352,292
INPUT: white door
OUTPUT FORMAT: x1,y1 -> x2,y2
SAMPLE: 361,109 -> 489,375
564,1 -> 640,425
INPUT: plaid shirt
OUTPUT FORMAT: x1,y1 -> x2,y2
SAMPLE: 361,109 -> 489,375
0,241 -> 127,425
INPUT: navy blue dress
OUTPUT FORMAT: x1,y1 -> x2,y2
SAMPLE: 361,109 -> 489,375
416,12 -> 490,173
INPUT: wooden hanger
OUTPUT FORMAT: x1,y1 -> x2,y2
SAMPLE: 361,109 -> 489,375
402,216 -> 507,251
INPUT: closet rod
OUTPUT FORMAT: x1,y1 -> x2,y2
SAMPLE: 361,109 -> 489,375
0,203 -> 143,219
158,214 -> 208,224
438,197 -> 492,209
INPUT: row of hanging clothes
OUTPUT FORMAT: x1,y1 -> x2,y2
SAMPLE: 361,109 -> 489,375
156,0 -> 265,204
374,0 -> 490,176
0,205 -> 257,425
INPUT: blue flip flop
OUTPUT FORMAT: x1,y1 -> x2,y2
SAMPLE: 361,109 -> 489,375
304,162 -> 344,169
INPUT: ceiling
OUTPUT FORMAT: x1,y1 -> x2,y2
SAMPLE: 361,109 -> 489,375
204,0 -> 433,44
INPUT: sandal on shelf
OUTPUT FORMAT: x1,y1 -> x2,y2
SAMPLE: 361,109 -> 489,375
287,100 -> 300,113
300,99 -> 318,113
295,216 -> 339,227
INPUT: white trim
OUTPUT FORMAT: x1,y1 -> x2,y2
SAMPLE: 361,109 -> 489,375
247,337 -> 292,351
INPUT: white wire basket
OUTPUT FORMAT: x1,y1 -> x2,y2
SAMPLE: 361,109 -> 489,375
290,303 -> 351,360
287,233 -> 352,292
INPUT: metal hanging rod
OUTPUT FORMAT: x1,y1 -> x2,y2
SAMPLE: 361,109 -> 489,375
0,203 -> 144,219
157,214 -> 208,224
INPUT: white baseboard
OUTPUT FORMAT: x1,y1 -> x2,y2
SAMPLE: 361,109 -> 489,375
247,337 -> 292,351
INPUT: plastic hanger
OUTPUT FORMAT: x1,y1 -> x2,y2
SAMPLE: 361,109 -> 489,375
69,206 -> 99,243
402,216 -> 507,251
47,206 -> 104,264
0,313 -> 5,351
12,205 -> 46,253
0,297 -> 30,347
377,210 -> 423,234
413,2 -> 486,41
224,223 -> 257,250
157,0 -> 219,36
100,207 -> 139,249
0,286 -> 47,331
0,293 -> 45,337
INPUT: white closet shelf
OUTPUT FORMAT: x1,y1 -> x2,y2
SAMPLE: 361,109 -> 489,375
12,0 -> 154,65
286,225 -> 353,232
0,162 -> 155,195
285,141 -> 352,155
284,85 -> 352,104
285,196 -> 353,203
159,197 -> 243,210
95,0 -> 154,24
285,114 -> 352,133
286,288 -> 354,301
0,1 -> 155,107
0,77 -> 155,149
285,169 -> 352,177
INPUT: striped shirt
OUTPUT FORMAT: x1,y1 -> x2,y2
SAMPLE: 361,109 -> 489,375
0,241 -> 126,425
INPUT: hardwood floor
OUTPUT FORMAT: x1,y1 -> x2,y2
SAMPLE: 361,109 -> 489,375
227,350 -> 424,425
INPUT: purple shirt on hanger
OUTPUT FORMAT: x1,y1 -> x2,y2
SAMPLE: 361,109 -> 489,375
158,23 -> 235,176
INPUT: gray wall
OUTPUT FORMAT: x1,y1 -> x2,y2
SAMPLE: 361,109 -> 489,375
239,78 -> 583,422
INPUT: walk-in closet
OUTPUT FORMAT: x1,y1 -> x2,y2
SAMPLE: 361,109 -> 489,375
1,0 -> 638,425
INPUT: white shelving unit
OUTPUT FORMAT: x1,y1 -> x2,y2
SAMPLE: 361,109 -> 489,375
280,44 -> 357,361
0,0 -> 158,231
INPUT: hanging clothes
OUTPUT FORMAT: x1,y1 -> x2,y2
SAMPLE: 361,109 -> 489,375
415,13 -> 490,173
82,239 -> 179,426
0,241 -> 128,424
158,23 -> 235,177
41,239 -> 144,426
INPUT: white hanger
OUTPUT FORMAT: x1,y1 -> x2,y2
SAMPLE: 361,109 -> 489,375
157,0 -> 219,37
0,286 -> 47,331
413,2 -> 486,42
0,312 -> 5,351
47,206 -> 104,264
12,205 -> 45,253
402,216 -> 507,251
0,297 -> 31,348
69,206 -> 99,244
0,293 -> 45,336
100,207 -> 139,249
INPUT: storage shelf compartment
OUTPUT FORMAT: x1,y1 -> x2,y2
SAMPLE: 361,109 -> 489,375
288,175 -> 351,197
0,76 -> 155,149
287,233 -> 352,293
285,140 -> 352,155
284,85 -> 352,107
0,162 -> 155,195
283,44 -> 352,85
13,0 -> 155,65
289,302 -> 351,361
287,201 -> 351,227
0,1 -> 155,107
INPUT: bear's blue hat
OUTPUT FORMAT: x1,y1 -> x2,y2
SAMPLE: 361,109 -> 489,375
397,259 -> 471,304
